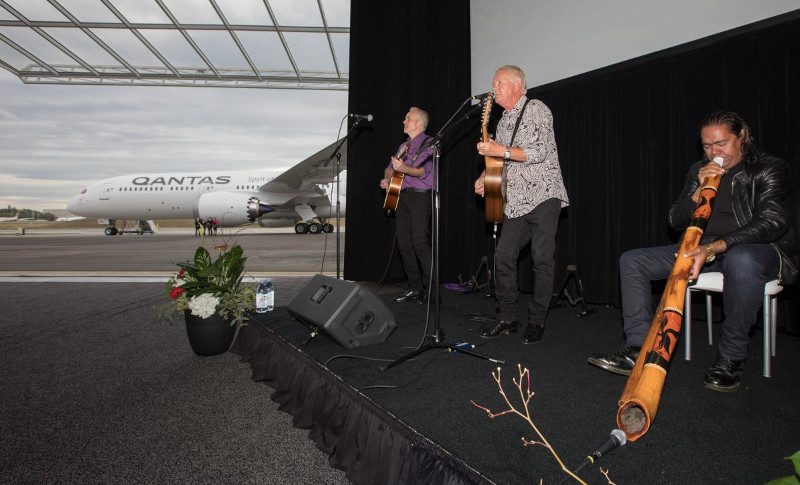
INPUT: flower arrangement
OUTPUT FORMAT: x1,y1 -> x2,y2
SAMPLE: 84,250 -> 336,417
164,244 -> 254,327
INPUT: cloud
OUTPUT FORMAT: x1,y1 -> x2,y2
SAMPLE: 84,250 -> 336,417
0,72 -> 347,209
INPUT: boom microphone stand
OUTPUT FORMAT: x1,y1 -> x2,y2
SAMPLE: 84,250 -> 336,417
381,98 -> 504,371
326,118 -> 364,279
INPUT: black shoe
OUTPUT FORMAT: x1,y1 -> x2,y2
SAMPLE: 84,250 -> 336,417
522,325 -> 544,344
704,354 -> 744,392
480,319 -> 518,338
587,346 -> 641,376
416,292 -> 434,305
394,290 -> 421,303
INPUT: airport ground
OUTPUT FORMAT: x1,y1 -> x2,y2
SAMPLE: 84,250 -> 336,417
0,222 -> 345,279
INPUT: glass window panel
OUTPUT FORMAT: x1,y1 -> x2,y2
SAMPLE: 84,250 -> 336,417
320,0 -> 349,27
0,42 -> 36,70
90,28 -> 164,67
269,0 -> 322,27
137,29 -> 206,69
2,0 -> 68,22
53,0 -> 118,22
188,30 -> 250,69
0,26 -> 79,66
40,27 -> 118,65
215,0 -> 274,25
238,30 -> 293,71
110,0 -> 173,23
329,32 -> 348,70
283,32 -> 332,71
159,0 -> 221,24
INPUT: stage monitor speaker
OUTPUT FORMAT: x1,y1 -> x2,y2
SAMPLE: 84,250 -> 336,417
288,275 -> 397,349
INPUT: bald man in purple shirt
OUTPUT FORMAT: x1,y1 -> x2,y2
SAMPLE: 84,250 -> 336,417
380,107 -> 435,304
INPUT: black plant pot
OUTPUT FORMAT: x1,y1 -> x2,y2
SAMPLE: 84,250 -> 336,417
183,309 -> 237,356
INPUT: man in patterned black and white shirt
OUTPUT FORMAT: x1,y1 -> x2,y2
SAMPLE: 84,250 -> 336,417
474,65 -> 569,343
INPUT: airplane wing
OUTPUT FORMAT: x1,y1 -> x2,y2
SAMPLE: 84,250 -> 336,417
261,137 -> 346,193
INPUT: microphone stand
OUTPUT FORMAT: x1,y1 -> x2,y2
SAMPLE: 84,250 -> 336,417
325,118 -> 363,279
381,98 -> 504,371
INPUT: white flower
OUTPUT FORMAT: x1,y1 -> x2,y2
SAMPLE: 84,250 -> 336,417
188,293 -> 220,319
174,277 -> 187,287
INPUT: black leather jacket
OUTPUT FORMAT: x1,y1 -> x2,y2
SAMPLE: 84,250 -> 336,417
668,152 -> 798,284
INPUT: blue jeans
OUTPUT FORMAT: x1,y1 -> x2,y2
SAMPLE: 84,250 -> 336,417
620,240 -> 780,360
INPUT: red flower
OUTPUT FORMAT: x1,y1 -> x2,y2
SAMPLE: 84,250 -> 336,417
176,269 -> 185,279
169,287 -> 184,299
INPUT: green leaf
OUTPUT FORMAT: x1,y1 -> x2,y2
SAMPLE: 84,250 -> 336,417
765,451 -> 800,485
764,477 -> 800,485
194,246 -> 212,268
789,451 -> 800,476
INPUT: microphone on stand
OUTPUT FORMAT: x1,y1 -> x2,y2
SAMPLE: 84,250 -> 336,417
349,113 -> 373,122
557,429 -> 627,484
470,91 -> 494,102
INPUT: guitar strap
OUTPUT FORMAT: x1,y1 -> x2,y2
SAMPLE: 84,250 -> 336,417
501,98 -> 531,200
507,98 -> 531,158
408,135 -> 432,167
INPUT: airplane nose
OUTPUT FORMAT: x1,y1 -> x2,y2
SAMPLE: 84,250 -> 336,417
66,191 -> 85,213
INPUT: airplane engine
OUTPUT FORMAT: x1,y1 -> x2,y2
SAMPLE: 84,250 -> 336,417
194,192 -> 273,227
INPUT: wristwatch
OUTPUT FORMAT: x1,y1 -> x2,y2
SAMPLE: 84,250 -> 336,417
503,147 -> 511,160
704,244 -> 716,263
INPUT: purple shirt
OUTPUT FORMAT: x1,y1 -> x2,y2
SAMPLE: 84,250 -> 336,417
387,132 -> 434,190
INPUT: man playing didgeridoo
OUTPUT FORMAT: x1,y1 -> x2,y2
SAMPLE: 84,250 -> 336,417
589,111 -> 797,392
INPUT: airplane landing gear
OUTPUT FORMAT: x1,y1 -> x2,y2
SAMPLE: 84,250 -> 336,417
294,219 -> 334,234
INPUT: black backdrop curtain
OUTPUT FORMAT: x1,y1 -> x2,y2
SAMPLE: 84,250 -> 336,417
345,0 -> 478,289
346,7 -> 800,311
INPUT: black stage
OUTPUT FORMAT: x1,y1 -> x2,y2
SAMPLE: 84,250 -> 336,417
234,284 -> 800,484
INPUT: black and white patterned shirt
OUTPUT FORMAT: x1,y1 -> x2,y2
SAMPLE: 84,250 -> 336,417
495,96 -> 569,218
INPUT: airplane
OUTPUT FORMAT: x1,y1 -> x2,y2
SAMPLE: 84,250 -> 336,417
67,139 -> 347,236
0,212 -> 19,222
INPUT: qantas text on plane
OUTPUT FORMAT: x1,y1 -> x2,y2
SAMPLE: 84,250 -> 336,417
67,139 -> 347,235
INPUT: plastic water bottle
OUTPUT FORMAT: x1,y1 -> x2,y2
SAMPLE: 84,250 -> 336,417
256,279 -> 274,313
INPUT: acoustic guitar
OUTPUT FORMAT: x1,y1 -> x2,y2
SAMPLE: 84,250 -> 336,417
481,93 -> 505,223
383,143 -> 410,213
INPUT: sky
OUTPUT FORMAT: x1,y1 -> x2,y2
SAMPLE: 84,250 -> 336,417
0,0 -> 349,212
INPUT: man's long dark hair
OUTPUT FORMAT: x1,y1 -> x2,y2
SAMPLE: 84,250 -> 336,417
700,111 -> 759,163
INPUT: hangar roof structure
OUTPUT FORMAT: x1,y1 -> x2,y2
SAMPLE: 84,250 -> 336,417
0,0 -> 349,90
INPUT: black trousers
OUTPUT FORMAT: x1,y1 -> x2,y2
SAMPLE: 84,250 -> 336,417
395,190 -> 432,292
495,198 -> 561,326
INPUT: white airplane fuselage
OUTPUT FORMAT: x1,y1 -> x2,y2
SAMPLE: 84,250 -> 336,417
67,170 -> 346,229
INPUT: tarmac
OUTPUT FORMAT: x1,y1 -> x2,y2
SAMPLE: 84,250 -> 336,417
0,226 -> 345,284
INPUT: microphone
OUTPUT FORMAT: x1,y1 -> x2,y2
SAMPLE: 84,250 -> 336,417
557,429 -> 627,485
448,342 -> 475,354
590,429 -> 627,461
712,156 -> 724,166
349,113 -> 373,122
470,91 -> 493,101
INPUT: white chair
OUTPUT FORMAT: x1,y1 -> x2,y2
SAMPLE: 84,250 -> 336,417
684,271 -> 783,377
